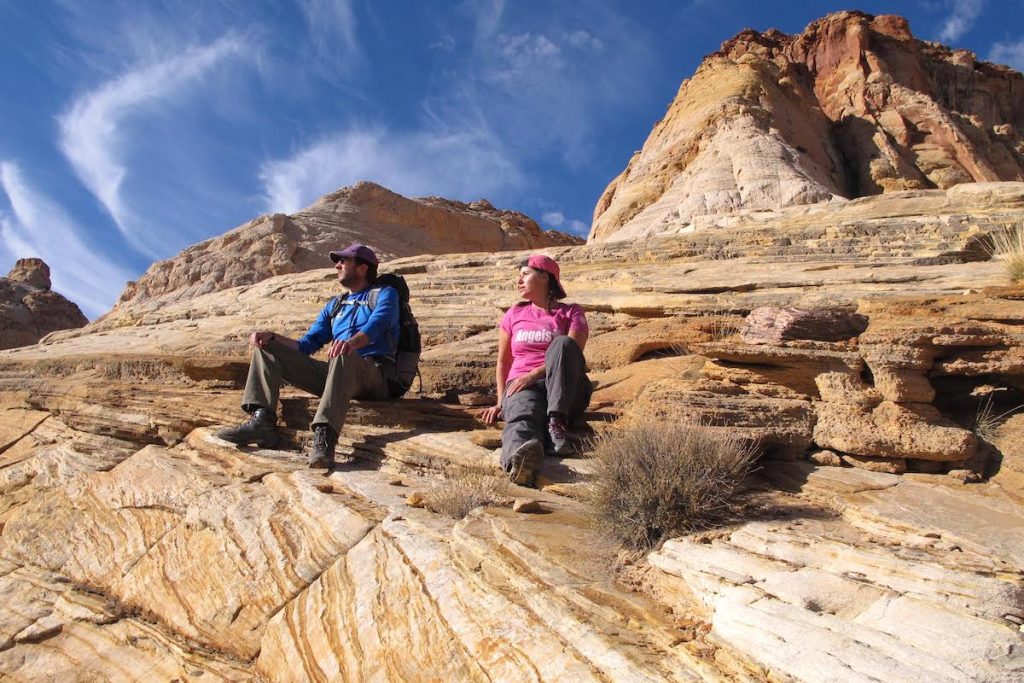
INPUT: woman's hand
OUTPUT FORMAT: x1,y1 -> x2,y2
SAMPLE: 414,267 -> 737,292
505,373 -> 538,396
480,404 -> 503,424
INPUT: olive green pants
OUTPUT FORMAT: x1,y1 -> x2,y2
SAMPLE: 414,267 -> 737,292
241,339 -> 392,433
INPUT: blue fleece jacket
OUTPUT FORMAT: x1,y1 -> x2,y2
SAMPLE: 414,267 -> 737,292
297,286 -> 399,359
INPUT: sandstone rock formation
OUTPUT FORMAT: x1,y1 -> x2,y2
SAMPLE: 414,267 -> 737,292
1,186 -> 1022,680
591,11 -> 1024,242
0,258 -> 87,350
741,306 -> 869,344
114,181 -> 580,311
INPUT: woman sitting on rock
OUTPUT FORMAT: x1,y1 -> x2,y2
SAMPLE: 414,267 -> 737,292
481,254 -> 591,485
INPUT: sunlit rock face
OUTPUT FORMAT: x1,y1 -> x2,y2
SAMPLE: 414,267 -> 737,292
0,258 -> 87,350
113,181 -> 580,312
1,181 -> 1023,680
591,10 -> 1024,243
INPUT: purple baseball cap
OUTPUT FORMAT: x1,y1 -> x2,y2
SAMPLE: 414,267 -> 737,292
329,243 -> 379,266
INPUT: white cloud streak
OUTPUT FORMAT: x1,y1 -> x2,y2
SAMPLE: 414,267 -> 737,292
259,125 -> 522,214
446,2 -> 653,169
429,35 -> 457,51
989,40 -> 1024,71
0,162 -> 132,318
542,211 -> 566,226
566,218 -> 588,235
296,0 -> 362,75
469,0 -> 506,46
938,0 -> 984,43
57,34 -> 246,258
541,210 -> 587,235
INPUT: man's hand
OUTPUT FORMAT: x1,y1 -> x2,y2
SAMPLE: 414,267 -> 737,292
327,339 -> 357,358
329,332 -> 370,358
480,404 -> 503,424
250,331 -> 276,348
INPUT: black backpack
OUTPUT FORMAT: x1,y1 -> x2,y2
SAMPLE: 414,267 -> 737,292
329,273 -> 421,398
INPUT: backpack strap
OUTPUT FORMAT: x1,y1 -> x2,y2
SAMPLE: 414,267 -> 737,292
329,293 -> 348,320
330,288 -> 385,321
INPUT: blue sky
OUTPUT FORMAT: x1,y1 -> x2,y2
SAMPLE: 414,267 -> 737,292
1,1 -> 1023,318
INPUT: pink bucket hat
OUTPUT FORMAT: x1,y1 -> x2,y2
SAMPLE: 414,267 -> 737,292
523,254 -> 567,299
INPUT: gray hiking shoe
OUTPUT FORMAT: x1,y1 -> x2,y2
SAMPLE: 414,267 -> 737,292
216,408 -> 279,448
308,424 -> 338,469
507,438 -> 543,487
547,414 -> 571,456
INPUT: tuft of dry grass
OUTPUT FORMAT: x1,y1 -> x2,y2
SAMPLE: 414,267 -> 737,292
422,470 -> 510,518
988,223 -> 1024,283
587,417 -> 758,550
974,395 -> 1023,443
692,310 -> 741,343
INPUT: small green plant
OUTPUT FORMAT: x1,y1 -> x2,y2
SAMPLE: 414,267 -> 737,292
587,416 -> 758,550
988,223 -> 1024,283
422,470 -> 510,518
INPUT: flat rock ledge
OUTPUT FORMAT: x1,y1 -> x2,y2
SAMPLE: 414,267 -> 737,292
2,191 -> 1024,681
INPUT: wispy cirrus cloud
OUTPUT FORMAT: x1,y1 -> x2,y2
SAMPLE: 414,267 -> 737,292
296,0 -> 363,77
989,39 -> 1024,71
0,162 -> 132,318
57,34 -> 247,258
259,124 -> 522,214
938,0 -> 984,43
444,1 -> 653,169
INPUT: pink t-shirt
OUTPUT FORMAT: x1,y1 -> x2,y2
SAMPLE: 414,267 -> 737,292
500,302 -> 588,381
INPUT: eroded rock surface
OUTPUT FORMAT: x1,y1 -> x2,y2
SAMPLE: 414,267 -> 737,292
1,188 -> 1023,680
591,11 -> 1024,242
0,258 -> 87,350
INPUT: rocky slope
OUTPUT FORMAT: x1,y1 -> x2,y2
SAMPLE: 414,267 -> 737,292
0,258 -> 87,350
591,11 -> 1024,242
0,184 -> 1022,681
114,181 -> 579,312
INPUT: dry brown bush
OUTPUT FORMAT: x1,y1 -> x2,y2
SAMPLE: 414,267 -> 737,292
588,417 -> 758,550
988,222 -> 1024,283
422,470 -> 510,518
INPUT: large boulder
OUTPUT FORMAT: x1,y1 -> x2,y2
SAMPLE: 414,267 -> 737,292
7,258 -> 51,290
0,258 -> 87,350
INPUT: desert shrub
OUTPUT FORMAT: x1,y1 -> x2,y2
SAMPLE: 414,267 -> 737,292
588,417 -> 758,550
423,470 -> 509,518
988,223 -> 1024,283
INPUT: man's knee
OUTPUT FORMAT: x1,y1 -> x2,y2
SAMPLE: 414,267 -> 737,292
252,343 -> 282,364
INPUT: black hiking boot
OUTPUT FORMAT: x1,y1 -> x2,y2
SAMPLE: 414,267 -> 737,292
216,408 -> 279,448
506,438 -> 543,487
308,424 -> 338,469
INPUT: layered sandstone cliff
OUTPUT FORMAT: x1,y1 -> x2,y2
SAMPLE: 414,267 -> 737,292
114,181 -> 579,311
1,186 -> 1022,681
0,258 -> 87,350
591,11 -> 1024,242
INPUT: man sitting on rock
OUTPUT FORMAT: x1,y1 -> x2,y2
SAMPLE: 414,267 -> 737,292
217,243 -> 399,469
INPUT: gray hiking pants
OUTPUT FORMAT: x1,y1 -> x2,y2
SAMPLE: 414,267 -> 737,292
241,339 -> 394,434
500,335 -> 592,469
